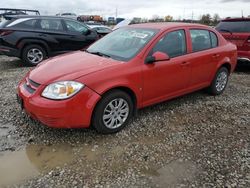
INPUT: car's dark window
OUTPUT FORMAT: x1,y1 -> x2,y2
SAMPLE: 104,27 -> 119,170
151,30 -> 186,58
95,27 -> 111,32
64,20 -> 88,33
39,19 -> 63,31
216,21 -> 250,33
190,29 -> 212,52
210,32 -> 218,48
15,19 -> 37,28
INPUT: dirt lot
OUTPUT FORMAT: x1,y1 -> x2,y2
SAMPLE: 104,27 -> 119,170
0,56 -> 249,188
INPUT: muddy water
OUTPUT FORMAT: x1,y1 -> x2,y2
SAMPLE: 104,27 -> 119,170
0,144 -> 74,186
0,142 -> 111,186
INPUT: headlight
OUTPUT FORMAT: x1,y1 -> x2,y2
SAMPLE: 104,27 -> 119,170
42,81 -> 84,100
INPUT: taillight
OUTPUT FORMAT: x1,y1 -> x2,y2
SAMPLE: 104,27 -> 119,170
0,30 -> 13,36
247,37 -> 250,43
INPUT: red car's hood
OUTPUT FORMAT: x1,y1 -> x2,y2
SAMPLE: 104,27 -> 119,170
29,51 -> 120,85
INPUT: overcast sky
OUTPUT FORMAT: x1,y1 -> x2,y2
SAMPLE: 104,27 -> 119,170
1,0 -> 250,19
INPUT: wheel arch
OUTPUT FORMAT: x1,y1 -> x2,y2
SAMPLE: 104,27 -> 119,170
18,39 -> 50,57
216,56 -> 233,74
90,86 -> 138,127
100,86 -> 138,112
220,62 -> 231,74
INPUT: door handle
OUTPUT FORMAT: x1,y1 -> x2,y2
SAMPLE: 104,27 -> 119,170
39,34 -> 46,37
212,54 -> 220,58
180,61 -> 190,66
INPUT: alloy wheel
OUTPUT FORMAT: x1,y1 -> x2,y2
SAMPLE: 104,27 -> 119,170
27,48 -> 44,64
215,71 -> 228,92
102,98 -> 129,129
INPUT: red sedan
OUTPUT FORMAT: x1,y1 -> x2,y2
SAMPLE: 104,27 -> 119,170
17,23 -> 237,134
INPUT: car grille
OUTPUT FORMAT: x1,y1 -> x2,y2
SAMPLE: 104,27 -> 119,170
24,78 -> 41,94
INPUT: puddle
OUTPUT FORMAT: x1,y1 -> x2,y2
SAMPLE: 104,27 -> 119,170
0,144 -> 74,186
0,142 -> 127,186
149,160 -> 197,187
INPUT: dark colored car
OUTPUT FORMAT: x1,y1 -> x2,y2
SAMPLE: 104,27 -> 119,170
216,17 -> 250,63
0,16 -> 99,66
87,25 -> 112,37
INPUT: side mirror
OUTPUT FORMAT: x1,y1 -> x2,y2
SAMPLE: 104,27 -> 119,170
84,29 -> 92,35
145,51 -> 170,64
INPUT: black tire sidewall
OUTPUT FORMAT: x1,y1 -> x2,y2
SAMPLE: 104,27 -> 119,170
209,67 -> 229,95
22,45 -> 46,66
93,90 -> 134,134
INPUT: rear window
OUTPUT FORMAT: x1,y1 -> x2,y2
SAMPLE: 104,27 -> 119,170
14,19 -> 37,28
4,18 -> 36,28
216,21 -> 250,33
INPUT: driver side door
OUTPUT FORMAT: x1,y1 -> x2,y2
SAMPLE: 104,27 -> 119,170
142,29 -> 192,107
63,19 -> 97,50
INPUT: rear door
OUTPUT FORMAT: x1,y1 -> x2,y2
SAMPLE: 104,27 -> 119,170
37,18 -> 70,52
188,29 -> 220,88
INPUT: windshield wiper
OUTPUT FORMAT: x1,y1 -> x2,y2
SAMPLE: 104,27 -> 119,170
85,50 -> 111,58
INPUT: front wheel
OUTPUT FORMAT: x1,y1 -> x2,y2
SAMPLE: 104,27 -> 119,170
208,67 -> 229,95
92,90 -> 134,134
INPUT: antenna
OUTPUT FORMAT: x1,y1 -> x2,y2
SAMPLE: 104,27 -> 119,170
242,10 -> 244,18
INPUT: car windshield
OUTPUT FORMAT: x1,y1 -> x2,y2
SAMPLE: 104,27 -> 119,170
86,27 -> 158,61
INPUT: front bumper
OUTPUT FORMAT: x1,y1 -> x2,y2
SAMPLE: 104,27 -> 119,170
17,79 -> 101,128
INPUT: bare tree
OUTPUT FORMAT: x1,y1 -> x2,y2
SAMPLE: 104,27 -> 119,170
200,14 -> 212,25
213,13 -> 220,25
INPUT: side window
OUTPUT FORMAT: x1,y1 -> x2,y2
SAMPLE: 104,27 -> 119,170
190,29 -> 211,52
64,20 -> 88,33
12,19 -> 37,29
210,32 -> 218,48
40,19 -> 63,31
151,30 -> 186,58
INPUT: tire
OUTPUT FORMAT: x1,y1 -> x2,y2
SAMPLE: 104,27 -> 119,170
92,90 -> 134,134
208,67 -> 229,95
22,44 -> 46,66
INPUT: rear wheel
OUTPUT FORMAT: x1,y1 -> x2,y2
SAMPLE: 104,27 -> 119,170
208,67 -> 229,95
22,44 -> 46,66
92,90 -> 134,134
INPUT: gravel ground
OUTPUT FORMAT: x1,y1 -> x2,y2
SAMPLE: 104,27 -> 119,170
0,56 -> 249,188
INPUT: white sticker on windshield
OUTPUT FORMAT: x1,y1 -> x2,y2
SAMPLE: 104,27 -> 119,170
131,32 -> 148,39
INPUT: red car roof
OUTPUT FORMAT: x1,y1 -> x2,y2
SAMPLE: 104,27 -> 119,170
129,22 -> 208,30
